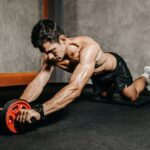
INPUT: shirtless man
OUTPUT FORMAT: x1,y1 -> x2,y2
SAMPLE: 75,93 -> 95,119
16,19 -> 150,123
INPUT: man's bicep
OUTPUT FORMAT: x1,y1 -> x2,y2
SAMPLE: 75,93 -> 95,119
69,62 -> 95,89
69,45 -> 98,88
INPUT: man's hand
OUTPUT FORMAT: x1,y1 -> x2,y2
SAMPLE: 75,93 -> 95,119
16,109 -> 41,124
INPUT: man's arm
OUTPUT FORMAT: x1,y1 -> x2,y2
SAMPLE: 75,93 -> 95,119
43,44 -> 99,115
20,63 -> 54,102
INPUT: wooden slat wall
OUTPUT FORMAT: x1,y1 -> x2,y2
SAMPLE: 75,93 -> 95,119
42,0 -> 48,19
0,72 -> 37,87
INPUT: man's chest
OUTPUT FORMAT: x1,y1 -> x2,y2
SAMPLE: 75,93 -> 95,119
55,59 -> 79,73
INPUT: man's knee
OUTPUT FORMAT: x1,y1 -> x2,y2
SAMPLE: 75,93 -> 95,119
122,85 -> 139,102
122,92 -> 139,102
100,89 -> 113,98
129,94 -> 139,102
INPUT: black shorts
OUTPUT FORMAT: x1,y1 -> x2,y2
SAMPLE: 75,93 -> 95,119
91,52 -> 133,94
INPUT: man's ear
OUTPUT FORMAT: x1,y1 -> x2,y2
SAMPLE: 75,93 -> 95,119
59,35 -> 67,44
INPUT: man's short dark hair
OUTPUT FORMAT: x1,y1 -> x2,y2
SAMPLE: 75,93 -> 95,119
31,19 -> 64,52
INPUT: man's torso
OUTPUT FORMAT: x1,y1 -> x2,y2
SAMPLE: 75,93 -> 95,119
47,36 -> 117,76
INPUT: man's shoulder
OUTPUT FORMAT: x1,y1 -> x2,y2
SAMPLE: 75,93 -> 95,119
72,36 -> 95,43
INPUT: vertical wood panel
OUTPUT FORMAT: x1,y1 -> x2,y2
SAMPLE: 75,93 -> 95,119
42,0 -> 48,18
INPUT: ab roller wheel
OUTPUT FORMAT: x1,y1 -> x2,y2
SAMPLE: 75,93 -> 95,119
0,99 -> 31,134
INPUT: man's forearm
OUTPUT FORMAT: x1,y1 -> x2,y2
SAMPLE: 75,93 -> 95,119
20,82 -> 43,102
43,84 -> 81,115
20,65 -> 54,102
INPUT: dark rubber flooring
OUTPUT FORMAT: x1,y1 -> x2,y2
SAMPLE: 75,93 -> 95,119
1,99 -> 150,150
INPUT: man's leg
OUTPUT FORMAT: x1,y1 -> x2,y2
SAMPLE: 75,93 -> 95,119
122,66 -> 150,101
122,76 -> 146,101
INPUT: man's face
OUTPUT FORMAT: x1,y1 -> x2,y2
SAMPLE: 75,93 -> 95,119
42,41 -> 65,62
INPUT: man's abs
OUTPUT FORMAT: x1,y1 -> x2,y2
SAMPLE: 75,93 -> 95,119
93,52 -> 117,75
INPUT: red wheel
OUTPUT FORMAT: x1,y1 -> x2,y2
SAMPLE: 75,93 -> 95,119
1,99 -> 31,133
